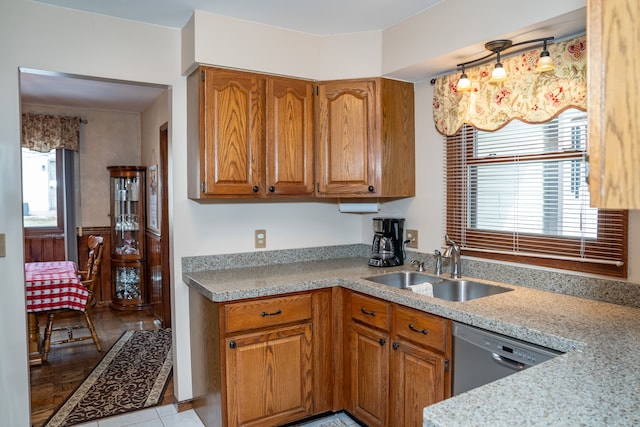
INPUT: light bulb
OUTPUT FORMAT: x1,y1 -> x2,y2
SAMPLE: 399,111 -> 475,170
457,73 -> 471,92
536,53 -> 555,73
491,63 -> 507,82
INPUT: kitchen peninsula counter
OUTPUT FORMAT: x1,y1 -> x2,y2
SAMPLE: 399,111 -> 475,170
183,256 -> 640,426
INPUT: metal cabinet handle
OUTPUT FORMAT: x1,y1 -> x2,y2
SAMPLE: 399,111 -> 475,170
379,338 -> 386,346
269,186 -> 276,193
260,309 -> 282,317
393,342 -> 400,350
368,185 -> 375,192
361,307 -> 376,317
252,186 -> 259,193
229,341 -> 236,349
408,323 -> 429,335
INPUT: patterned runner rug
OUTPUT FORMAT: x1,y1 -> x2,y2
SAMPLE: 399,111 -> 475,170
44,328 -> 172,427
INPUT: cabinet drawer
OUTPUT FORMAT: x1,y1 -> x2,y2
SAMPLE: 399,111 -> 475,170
224,293 -> 312,333
393,305 -> 448,353
351,293 -> 390,331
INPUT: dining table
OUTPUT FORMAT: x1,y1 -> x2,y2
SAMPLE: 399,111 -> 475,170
25,260 -> 88,365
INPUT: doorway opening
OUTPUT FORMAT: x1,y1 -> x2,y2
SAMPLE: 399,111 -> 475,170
20,67 -> 173,426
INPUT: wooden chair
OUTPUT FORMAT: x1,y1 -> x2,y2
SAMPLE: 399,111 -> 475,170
41,235 -> 104,362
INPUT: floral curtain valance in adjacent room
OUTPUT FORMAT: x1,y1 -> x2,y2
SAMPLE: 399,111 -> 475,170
433,35 -> 587,136
21,113 -> 81,152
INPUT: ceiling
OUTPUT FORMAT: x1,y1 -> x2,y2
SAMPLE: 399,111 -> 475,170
20,69 -> 167,113
33,0 -> 444,34
23,1 -> 586,113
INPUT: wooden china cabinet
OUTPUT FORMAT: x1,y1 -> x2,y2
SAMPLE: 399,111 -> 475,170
108,166 -> 147,310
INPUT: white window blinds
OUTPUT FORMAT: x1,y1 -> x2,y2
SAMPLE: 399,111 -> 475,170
445,108 -> 627,277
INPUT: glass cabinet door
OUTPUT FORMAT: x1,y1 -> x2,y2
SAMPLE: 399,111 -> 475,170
112,175 -> 141,257
108,166 -> 147,310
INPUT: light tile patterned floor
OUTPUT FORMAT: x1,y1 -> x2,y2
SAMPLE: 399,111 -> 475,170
72,404 -> 203,427
295,412 -> 359,427
72,404 -> 359,427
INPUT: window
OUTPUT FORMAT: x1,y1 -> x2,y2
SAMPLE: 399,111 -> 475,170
445,109 -> 627,277
22,147 -> 64,232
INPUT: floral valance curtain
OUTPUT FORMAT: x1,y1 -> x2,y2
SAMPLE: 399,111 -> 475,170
433,35 -> 587,136
21,113 -> 80,152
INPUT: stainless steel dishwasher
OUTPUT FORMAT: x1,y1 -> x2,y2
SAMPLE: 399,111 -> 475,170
452,322 -> 561,395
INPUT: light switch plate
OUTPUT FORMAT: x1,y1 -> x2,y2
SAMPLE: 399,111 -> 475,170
406,229 -> 418,249
0,233 -> 5,257
255,229 -> 266,248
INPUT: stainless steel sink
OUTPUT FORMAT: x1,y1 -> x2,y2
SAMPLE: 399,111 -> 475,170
363,271 -> 513,302
363,271 -> 444,289
431,280 -> 513,302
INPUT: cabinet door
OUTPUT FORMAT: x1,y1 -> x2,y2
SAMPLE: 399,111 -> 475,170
225,323 -> 313,427
266,77 -> 314,196
390,340 -> 448,427
316,80 -> 378,196
349,322 -> 389,427
201,68 -> 264,196
587,0 -> 640,208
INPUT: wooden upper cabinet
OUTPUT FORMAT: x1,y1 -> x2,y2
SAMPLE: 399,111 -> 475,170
266,77 -> 314,196
188,66 -> 314,199
587,0 -> 640,208
198,66 -> 264,197
188,67 -> 415,200
316,78 -> 415,198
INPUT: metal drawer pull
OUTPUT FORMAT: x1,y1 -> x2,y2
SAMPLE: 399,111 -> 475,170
260,309 -> 282,317
408,323 -> 429,335
361,307 -> 376,317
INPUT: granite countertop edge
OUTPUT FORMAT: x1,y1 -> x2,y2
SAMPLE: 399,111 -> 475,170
183,257 -> 640,426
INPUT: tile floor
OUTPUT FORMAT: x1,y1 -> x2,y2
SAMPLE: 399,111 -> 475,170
71,405 -> 360,427
70,404 -> 358,427
295,412 -> 360,426
72,404 -> 203,427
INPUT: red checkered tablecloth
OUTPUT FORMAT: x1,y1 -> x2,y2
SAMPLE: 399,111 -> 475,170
25,261 -> 89,313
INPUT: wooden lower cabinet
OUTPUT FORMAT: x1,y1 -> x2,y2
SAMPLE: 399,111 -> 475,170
390,340 -> 448,426
189,287 -> 450,427
189,288 -> 333,427
345,291 -> 451,427
225,323 -> 313,426
349,322 -> 390,427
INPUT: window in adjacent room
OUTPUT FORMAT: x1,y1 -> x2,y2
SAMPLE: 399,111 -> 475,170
22,147 -> 63,231
445,108 -> 627,277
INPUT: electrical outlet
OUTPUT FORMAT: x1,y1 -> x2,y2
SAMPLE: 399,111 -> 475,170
255,229 -> 267,248
406,229 -> 418,249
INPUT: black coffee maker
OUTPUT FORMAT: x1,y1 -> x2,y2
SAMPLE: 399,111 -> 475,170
369,217 -> 405,267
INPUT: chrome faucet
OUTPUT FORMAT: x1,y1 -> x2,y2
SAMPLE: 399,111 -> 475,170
443,235 -> 461,279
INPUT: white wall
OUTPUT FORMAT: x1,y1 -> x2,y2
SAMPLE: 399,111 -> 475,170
1,2 -> 184,425
184,10 -> 382,80
3,0 -> 640,425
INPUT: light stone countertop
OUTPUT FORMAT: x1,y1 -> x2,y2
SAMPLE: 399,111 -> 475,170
183,257 -> 640,426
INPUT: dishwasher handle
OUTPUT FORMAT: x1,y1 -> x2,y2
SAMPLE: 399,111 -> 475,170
491,352 -> 526,371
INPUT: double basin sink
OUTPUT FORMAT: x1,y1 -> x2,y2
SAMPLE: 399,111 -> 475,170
363,271 -> 512,302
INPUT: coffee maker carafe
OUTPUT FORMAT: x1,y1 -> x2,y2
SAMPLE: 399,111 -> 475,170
369,217 -> 405,267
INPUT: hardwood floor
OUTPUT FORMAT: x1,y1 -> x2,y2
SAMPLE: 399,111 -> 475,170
29,304 -> 172,427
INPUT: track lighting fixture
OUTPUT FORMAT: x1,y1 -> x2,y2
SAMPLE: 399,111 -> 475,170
455,36 -> 555,90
